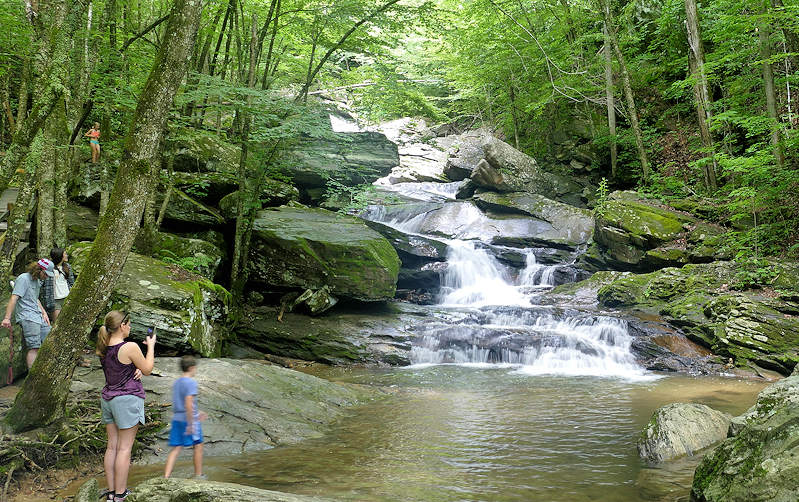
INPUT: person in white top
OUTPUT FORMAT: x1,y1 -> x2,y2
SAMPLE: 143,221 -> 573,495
41,247 -> 75,322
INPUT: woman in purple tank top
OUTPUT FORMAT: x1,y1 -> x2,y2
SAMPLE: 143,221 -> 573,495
96,310 -> 156,502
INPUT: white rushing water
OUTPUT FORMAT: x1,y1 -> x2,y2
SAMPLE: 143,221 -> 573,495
363,182 -> 653,380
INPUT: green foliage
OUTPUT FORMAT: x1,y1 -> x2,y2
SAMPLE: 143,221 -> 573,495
157,249 -> 215,276
594,177 -> 610,217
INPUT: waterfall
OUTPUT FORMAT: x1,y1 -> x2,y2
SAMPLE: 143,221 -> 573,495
438,241 -> 528,307
363,177 -> 651,380
518,250 -> 558,288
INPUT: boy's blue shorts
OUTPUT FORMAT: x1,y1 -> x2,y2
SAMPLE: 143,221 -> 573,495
168,420 -> 203,447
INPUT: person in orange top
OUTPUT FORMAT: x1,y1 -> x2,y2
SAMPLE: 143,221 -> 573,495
85,122 -> 101,163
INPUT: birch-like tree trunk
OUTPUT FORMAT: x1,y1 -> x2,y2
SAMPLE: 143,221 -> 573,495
6,0 -> 204,432
685,0 -> 718,189
603,23 -> 617,178
601,0 -> 649,181
758,2 -> 785,168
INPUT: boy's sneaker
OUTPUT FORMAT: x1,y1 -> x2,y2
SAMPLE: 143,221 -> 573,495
193,474 -> 208,480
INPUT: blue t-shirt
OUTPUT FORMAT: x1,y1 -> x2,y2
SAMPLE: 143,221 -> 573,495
172,376 -> 199,422
12,273 -> 44,324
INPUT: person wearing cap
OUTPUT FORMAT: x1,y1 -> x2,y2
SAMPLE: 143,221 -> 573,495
1,259 -> 54,369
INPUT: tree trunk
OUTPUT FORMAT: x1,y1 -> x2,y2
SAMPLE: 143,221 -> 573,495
685,0 -> 718,189
601,0 -> 649,181
6,0 -> 204,432
0,152 -> 39,284
230,13 -> 259,299
15,61 -> 30,135
758,2 -> 785,168
603,23 -> 617,178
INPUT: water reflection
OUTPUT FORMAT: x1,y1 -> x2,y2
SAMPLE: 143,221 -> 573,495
129,367 -> 765,502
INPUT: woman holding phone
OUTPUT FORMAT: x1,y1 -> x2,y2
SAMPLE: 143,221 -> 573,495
96,311 -> 156,502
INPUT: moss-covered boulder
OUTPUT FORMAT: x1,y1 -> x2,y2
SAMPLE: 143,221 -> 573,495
594,191 -> 728,271
287,131 -> 399,189
135,231 -> 225,281
248,206 -> 400,301
470,137 -> 583,203
473,191 -> 593,247
217,179 -> 301,219
690,376 -> 799,502
172,133 -> 240,173
597,262 -> 799,374
638,403 -> 731,463
69,243 -> 230,356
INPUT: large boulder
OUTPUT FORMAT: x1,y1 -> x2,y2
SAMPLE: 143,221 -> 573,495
217,178 -> 301,219
597,261 -> 799,374
248,206 -> 400,301
471,136 -> 583,202
156,188 -> 226,229
441,131 -> 486,181
690,376 -> 799,502
363,220 -> 448,294
237,303 -> 418,365
638,403 -> 731,463
69,243 -> 230,356
403,200 -> 586,250
70,357 -> 374,459
65,203 -> 99,243
135,231 -> 225,281
594,191 -> 728,271
287,131 -> 399,189
172,133 -> 240,173
473,192 -> 593,247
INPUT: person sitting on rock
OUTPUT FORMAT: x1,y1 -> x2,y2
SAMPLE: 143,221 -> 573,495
1,259 -> 53,369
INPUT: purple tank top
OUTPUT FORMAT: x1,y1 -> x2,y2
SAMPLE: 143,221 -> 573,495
101,342 -> 145,401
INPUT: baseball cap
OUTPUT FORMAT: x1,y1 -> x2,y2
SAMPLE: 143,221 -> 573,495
37,258 -> 55,277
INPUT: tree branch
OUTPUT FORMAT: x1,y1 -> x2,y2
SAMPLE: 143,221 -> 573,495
120,13 -> 170,52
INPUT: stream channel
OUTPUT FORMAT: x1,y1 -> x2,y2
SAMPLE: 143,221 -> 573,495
109,180 -> 765,501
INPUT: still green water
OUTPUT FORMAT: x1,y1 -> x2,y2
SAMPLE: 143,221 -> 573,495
144,365 -> 766,502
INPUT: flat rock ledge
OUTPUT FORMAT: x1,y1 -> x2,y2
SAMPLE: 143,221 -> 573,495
71,357 -> 376,461
75,477 -> 332,502
637,403 -> 731,463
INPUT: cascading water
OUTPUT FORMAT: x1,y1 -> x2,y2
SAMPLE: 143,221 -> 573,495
362,181 -> 654,380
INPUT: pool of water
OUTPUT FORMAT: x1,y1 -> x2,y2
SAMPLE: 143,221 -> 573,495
122,365 -> 766,502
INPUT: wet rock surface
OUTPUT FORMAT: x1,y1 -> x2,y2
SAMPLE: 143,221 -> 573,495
236,303 -> 424,365
70,357 -> 376,460
637,403 -> 731,463
690,376 -> 799,502
595,261 -> 799,374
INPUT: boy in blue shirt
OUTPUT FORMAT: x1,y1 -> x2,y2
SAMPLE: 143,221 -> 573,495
164,355 -> 207,478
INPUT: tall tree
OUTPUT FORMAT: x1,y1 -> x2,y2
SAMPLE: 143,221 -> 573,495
685,0 -> 718,189
601,0 -> 649,181
758,1 -> 785,168
6,0 -> 204,432
603,23 -> 617,178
